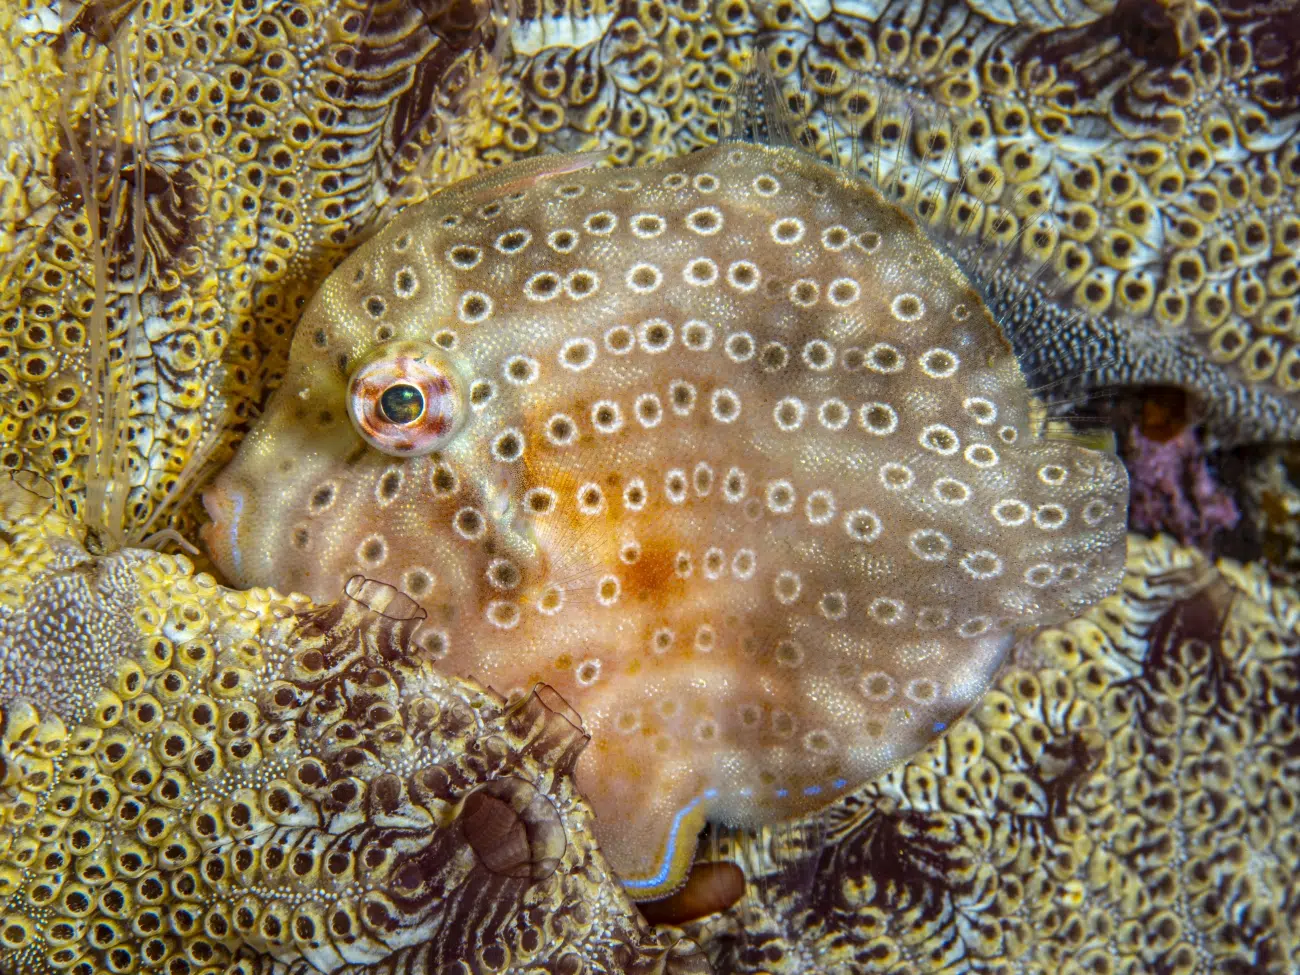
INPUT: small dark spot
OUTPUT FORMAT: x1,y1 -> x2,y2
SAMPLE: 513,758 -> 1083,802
449,245 -> 479,267
527,273 -> 559,298
456,509 -> 483,536
378,472 -> 402,501
309,484 -> 335,513
494,431 -> 523,461
689,210 -> 719,233
548,416 -> 574,441
498,230 -> 528,251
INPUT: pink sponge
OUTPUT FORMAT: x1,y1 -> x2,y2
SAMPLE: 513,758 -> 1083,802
1126,424 -> 1239,547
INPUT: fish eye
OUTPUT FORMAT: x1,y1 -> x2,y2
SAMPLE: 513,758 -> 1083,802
379,383 -> 425,424
347,341 -> 465,457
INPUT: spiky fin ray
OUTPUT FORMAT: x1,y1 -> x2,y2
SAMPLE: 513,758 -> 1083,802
722,50 -> 796,149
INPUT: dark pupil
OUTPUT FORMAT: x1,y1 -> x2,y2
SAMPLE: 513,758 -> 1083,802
379,384 -> 424,424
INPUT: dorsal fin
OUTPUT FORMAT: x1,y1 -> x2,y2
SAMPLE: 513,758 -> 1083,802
717,52 -> 1125,443
722,50 -> 795,148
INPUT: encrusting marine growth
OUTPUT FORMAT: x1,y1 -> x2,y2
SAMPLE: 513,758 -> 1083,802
2,0 -> 1297,968
685,533 -> 1300,974
0,477 -> 711,975
202,68 -> 1130,898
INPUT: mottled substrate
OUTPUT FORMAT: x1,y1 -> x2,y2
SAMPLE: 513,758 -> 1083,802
0,481 -> 708,975
1242,446 -> 1300,586
1125,423 -> 1240,547
0,0 -> 517,545
501,0 -> 1300,444
0,0 -> 1298,967
681,534 -> 1299,975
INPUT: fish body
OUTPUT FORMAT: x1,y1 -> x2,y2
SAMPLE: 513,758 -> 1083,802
203,142 -> 1128,897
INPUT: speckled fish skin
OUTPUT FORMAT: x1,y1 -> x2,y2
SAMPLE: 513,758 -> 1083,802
202,142 -> 1129,897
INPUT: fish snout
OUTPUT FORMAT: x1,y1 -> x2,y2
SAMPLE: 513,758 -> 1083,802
199,479 -> 248,585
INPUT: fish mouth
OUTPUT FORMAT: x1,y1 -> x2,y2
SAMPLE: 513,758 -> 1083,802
198,481 -> 246,584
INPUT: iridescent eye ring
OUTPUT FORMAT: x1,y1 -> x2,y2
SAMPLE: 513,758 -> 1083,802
346,341 -> 466,456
